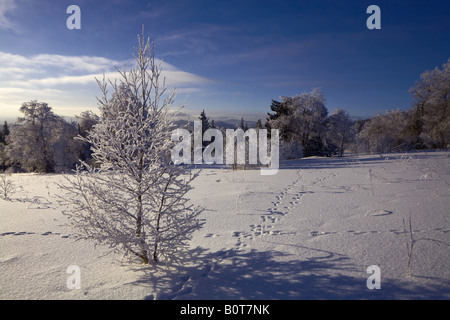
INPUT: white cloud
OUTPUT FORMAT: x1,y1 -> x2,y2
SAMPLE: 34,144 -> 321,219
32,54 -> 127,74
0,51 -> 212,118
27,73 -> 116,87
0,52 -> 124,75
23,68 -> 211,88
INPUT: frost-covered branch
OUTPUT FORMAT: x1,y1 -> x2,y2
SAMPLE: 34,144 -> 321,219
58,29 -> 203,264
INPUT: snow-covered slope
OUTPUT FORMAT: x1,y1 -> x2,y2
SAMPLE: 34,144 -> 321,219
1,151 -> 449,299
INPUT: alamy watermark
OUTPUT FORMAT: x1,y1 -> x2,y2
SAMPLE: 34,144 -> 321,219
66,265 -> 81,290
66,5 -> 379,31
366,5 -> 381,30
366,265 -> 381,289
171,121 -> 280,175
66,5 -> 81,30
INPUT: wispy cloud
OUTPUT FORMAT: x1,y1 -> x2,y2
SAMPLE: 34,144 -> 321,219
0,0 -> 16,31
0,51 -> 212,118
156,23 -> 237,58
0,52 -> 125,75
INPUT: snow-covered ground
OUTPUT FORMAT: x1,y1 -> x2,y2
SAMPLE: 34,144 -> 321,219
1,151 -> 449,300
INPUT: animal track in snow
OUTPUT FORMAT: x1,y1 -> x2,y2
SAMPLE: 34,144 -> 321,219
233,170 -> 307,248
0,231 -> 72,238
310,227 -> 450,238
365,209 -> 393,217
204,233 -> 218,238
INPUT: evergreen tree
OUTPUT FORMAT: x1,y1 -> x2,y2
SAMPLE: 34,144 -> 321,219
239,117 -> 245,130
199,109 -> 210,148
266,99 -> 290,121
199,109 -> 210,132
255,119 -> 263,129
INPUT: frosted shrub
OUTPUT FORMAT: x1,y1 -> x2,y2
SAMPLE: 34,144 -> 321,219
0,173 -> 18,200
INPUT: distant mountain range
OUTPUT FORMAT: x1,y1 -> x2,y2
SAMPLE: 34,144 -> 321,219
0,116 -> 264,131
173,118 -> 260,130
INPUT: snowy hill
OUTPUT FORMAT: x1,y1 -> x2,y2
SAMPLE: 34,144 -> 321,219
1,151 -> 449,300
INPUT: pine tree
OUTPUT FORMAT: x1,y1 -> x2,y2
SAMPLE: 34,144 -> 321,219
199,109 -> 210,148
266,99 -> 289,121
199,109 -> 210,132
59,30 -> 203,264
239,117 -> 245,130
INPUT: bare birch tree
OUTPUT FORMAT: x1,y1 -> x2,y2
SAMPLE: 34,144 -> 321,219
59,30 -> 203,264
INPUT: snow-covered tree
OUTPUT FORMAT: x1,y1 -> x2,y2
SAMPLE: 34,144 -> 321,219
76,111 -> 99,137
7,101 -> 58,172
5,101 -> 80,172
327,108 -> 354,157
357,109 -> 409,154
59,31 -> 203,264
75,111 -> 99,165
409,59 -> 450,148
52,119 -> 83,172
267,88 -> 328,156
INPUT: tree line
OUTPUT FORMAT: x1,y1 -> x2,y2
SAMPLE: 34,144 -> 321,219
0,103 -> 98,173
0,58 -> 448,173
198,58 -> 448,159
265,59 -> 449,157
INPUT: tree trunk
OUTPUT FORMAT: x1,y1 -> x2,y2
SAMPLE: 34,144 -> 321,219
152,173 -> 171,263
152,190 -> 165,263
136,150 -> 149,264
136,208 -> 149,264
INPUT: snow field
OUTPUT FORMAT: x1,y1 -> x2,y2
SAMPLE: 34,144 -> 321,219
0,151 -> 449,299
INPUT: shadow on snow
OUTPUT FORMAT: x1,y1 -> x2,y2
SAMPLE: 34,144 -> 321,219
127,245 -> 449,300
188,150 -> 449,172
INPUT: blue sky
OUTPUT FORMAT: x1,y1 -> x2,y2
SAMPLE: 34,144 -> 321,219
0,0 -> 449,122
